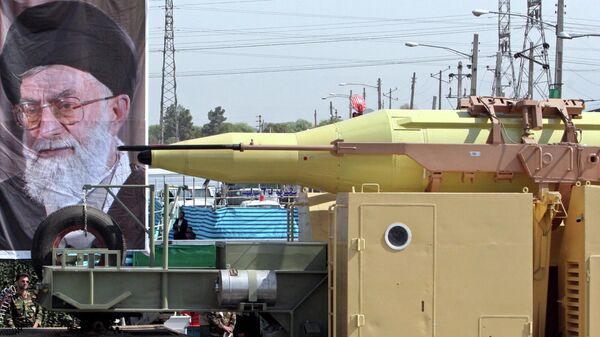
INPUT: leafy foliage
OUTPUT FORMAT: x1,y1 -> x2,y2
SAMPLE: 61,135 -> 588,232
148,125 -> 161,144
317,116 -> 342,127
0,261 -> 75,328
201,106 -> 227,136
164,104 -> 195,141
262,119 -> 314,133
148,106 -> 318,140
222,122 -> 255,133
148,104 -> 198,143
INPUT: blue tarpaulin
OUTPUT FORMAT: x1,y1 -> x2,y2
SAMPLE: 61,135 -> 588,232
169,206 -> 298,240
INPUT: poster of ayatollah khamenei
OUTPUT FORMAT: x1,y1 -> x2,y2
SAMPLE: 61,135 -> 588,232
0,0 -> 147,257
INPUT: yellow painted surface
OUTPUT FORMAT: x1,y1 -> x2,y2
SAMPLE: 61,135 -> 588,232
334,192 -> 532,337
558,186 -> 600,337
589,256 -> 600,337
307,193 -> 336,242
480,316 -> 531,337
150,109 -> 600,193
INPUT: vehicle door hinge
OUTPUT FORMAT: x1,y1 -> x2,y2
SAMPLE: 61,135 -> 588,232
353,314 -> 365,327
352,238 -> 365,251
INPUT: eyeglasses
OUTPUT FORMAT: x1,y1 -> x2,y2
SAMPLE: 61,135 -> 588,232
13,96 -> 116,130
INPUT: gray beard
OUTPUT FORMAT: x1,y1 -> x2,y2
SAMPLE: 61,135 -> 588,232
23,125 -> 114,215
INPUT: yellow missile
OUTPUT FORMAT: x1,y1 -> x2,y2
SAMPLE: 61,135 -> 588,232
126,101 -> 600,193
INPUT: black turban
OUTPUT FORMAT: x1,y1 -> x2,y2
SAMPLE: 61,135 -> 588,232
0,1 -> 136,104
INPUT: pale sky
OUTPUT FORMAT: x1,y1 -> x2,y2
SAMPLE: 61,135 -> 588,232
147,0 -> 600,129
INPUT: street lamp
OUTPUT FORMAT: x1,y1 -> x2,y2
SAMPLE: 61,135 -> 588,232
404,42 -> 472,59
558,31 -> 600,39
321,93 -> 349,100
405,34 -> 478,96
322,93 -> 351,119
472,9 -> 556,27
339,78 -> 382,109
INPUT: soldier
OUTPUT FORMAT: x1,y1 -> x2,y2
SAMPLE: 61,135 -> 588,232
207,311 -> 236,337
6,273 -> 41,328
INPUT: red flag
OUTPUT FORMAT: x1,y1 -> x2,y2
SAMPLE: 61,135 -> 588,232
351,95 -> 366,113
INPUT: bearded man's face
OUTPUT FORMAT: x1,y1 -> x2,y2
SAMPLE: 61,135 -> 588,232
18,65 -> 119,213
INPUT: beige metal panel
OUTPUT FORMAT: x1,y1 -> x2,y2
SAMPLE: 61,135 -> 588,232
307,192 -> 336,242
335,192 -> 532,337
580,187 -> 600,337
560,187 -> 586,337
589,256 -> 600,337
584,187 -> 600,257
335,194 -> 350,337
479,316 -> 531,337
358,204 -> 434,337
433,193 -> 532,337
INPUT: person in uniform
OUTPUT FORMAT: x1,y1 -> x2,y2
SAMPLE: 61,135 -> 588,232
207,311 -> 236,337
6,273 -> 41,328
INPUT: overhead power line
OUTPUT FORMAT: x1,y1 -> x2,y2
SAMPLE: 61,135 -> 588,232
148,56 -> 458,78
148,26 -> 499,52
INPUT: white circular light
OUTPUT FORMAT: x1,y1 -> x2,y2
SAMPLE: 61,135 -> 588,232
384,223 -> 412,251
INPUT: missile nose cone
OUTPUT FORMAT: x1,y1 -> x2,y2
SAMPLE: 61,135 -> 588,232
138,150 -> 152,165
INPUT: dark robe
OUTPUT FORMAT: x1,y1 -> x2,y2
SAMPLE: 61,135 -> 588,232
0,165 -> 146,251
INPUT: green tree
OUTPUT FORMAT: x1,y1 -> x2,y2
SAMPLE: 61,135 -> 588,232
317,116 -> 342,127
191,125 -> 203,138
148,124 -> 161,144
261,119 -> 313,133
222,122 -> 255,133
292,119 -> 313,132
164,104 -> 195,140
202,106 -> 227,136
262,122 -> 290,133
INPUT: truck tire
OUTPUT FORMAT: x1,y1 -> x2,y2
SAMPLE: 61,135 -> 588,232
31,205 -> 125,278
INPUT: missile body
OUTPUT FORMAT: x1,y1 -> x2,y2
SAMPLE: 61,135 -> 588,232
146,109 -> 600,193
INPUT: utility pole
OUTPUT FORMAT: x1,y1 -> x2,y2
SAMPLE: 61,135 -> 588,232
377,78 -> 382,109
470,33 -> 479,96
409,73 -> 416,109
348,89 -> 353,119
457,62 -> 463,107
528,42 -> 534,99
432,96 -> 437,109
313,110 -> 317,127
159,0 -> 177,143
553,0 -> 565,98
448,62 -> 468,107
256,115 -> 263,133
437,70 -> 442,109
363,87 -> 366,102
431,67 -> 450,109
382,88 -> 398,109
329,101 -> 333,119
494,51 -> 503,96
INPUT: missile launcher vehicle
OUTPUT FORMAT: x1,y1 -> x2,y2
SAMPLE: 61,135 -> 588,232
34,97 -> 600,337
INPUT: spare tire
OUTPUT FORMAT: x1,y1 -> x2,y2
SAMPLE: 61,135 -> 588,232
31,205 -> 125,278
